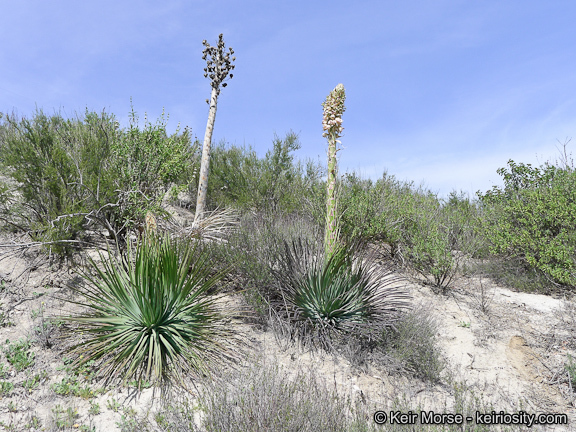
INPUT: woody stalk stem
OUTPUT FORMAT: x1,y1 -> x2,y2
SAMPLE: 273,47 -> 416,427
322,83 -> 346,261
194,34 -> 235,224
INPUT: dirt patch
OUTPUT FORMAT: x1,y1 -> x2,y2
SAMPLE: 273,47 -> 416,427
507,335 -> 541,382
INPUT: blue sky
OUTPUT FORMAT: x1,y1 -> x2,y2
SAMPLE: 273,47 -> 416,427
2,1 -> 576,200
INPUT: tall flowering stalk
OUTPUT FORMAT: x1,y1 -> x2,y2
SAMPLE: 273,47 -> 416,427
322,84 -> 346,261
194,34 -> 236,225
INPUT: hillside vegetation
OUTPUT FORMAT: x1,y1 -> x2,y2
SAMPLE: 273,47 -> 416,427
0,108 -> 575,431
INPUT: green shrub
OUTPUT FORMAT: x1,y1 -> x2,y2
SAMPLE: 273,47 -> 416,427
0,107 -> 197,254
205,140 -> 259,210
205,132 -> 325,217
0,110 -> 96,252
441,190 -> 489,258
338,171 -> 400,244
478,159 -> 576,286
403,208 -> 455,289
110,107 -> 197,233
339,172 -> 469,291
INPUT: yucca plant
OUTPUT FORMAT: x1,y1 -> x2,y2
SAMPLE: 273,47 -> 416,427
54,232 -> 238,396
266,84 -> 410,348
272,239 -> 411,347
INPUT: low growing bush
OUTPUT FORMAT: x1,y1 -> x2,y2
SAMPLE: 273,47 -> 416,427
0,107 -> 197,254
196,359 -> 376,432
478,159 -> 576,287
379,303 -> 445,382
341,302 -> 444,383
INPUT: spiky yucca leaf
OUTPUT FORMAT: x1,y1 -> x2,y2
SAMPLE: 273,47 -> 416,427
54,233 -> 238,395
272,239 -> 411,346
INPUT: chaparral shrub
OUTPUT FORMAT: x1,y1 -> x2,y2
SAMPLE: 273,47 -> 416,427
205,132 -> 325,217
478,158 -> 576,287
0,107 -> 197,254
339,172 -> 473,291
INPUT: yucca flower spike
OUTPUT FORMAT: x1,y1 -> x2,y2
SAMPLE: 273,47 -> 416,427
322,83 -> 346,140
323,83 -> 346,260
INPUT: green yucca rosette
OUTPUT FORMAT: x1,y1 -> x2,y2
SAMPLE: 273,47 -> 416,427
54,233 -> 239,397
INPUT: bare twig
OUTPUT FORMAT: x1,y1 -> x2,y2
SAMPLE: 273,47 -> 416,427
471,275 -> 495,314
0,239 -> 94,249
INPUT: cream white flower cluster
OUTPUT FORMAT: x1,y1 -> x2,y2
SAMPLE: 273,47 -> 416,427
322,84 -> 346,139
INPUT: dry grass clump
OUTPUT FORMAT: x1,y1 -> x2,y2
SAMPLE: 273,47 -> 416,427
465,255 -> 553,295
555,297 -> 576,349
197,359 -> 367,432
114,360 -> 533,432
341,302 -> 445,384
121,358 -> 377,432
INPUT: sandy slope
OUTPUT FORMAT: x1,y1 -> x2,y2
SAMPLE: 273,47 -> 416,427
0,229 -> 575,431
